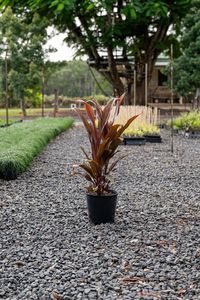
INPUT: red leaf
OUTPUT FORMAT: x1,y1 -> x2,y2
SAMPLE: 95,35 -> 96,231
79,163 -> 95,178
118,92 -> 126,106
84,102 -> 96,126
117,114 -> 139,136
107,155 -> 127,174
75,109 -> 92,136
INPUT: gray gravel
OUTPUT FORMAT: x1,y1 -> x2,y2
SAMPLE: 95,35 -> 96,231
0,125 -> 200,300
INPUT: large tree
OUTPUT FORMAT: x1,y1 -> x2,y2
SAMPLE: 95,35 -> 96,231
0,0 -> 192,105
0,7 -> 49,115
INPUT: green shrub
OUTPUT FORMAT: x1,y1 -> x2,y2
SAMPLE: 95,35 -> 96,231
0,117 -> 74,180
170,111 -> 200,130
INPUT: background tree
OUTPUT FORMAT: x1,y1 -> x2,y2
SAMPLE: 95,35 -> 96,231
45,60 -> 112,97
0,8 -> 49,115
173,1 -> 200,105
0,0 -> 192,105
0,59 -> 4,107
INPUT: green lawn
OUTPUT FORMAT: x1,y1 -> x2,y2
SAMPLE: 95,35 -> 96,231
0,107 -> 83,118
0,117 -> 74,180
0,108 -> 22,117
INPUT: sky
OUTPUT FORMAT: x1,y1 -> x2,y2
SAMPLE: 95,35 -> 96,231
45,29 -> 75,62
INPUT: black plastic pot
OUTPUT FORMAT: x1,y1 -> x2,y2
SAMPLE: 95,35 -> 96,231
144,135 -> 162,143
123,136 -> 146,146
86,190 -> 117,225
186,129 -> 200,139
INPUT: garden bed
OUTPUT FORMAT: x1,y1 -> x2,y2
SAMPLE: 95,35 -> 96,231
0,127 -> 199,299
0,117 -> 74,180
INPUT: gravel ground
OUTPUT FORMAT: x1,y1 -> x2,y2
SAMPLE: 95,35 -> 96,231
0,125 -> 200,300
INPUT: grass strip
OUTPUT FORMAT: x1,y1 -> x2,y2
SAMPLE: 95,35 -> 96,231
0,119 -> 22,127
0,108 -> 85,117
0,117 -> 74,180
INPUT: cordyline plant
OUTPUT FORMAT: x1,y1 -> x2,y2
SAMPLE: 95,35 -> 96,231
75,94 -> 138,195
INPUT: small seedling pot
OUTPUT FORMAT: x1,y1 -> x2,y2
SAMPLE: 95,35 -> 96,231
86,190 -> 117,225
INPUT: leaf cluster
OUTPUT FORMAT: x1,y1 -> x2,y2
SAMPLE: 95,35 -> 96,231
0,7 -> 49,103
0,1 -> 192,58
172,2 -> 200,97
75,94 -> 138,195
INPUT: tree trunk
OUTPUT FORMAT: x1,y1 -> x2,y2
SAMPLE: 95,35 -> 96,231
123,80 -> 132,105
107,47 -> 124,97
136,79 -> 146,106
20,98 -> 27,117
54,88 -> 59,117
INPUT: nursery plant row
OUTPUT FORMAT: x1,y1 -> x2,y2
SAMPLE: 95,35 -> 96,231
169,111 -> 200,138
0,117 -> 74,180
170,111 -> 200,130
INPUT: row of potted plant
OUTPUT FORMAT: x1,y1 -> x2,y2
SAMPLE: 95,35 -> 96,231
168,111 -> 200,138
123,123 -> 160,136
169,111 -> 200,131
123,124 -> 162,144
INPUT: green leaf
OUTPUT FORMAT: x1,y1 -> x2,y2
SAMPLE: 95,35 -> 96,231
122,5 -> 136,19
86,3 -> 94,12
57,3 -> 64,11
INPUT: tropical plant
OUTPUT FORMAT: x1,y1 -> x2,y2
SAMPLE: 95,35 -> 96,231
75,94 -> 138,195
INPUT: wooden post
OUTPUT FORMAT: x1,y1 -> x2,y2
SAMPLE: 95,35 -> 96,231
170,44 -> 174,153
5,48 -> 9,126
158,108 -> 160,126
53,88 -> 58,117
145,63 -> 148,106
41,68 -> 45,117
134,70 -> 136,106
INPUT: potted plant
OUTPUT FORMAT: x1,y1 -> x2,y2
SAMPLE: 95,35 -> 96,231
123,127 -> 146,145
75,94 -> 138,225
142,124 -> 162,143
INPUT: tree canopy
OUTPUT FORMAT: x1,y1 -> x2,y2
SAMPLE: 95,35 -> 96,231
0,0 -> 192,104
173,1 -> 200,101
0,7 -> 49,113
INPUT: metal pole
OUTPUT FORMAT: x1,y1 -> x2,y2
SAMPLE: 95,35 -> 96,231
170,44 -> 174,153
145,63 -> 148,106
134,70 -> 136,106
54,88 -> 58,117
42,68 -> 45,117
5,49 -> 9,126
